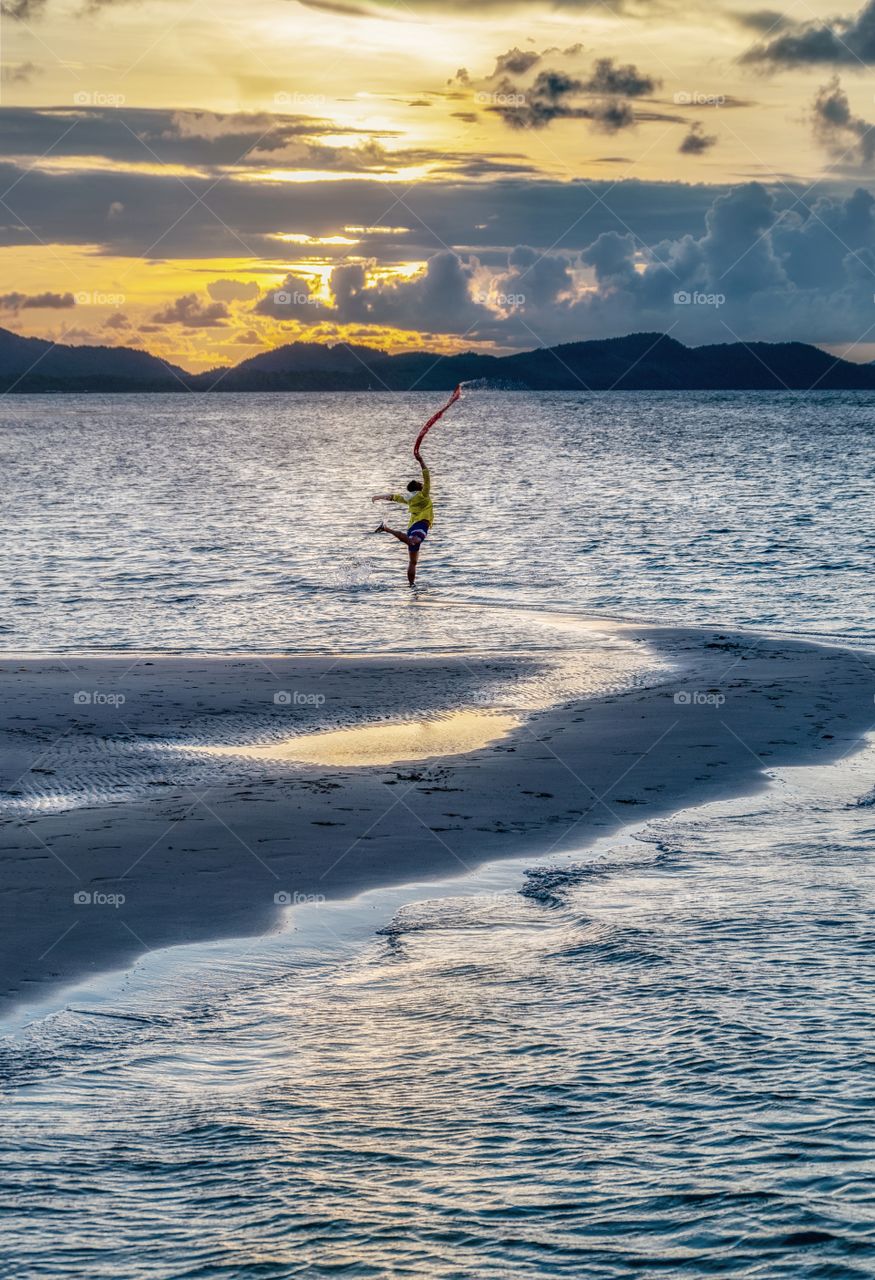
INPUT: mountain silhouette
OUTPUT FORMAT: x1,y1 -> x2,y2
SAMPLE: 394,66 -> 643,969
3,328 -> 874,392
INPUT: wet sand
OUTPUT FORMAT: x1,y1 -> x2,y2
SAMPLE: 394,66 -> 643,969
1,622 -> 872,1016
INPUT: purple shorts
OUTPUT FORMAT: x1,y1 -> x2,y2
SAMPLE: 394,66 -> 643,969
407,520 -> 430,547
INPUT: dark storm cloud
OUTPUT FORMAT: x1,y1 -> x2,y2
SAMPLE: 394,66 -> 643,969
256,253 -> 494,333
734,8 -> 795,33
331,252 -> 492,332
492,47 -> 543,77
0,290 -> 75,310
0,159 -> 729,260
0,105 -> 538,177
242,183 -> 875,348
432,156 -> 540,176
487,183 -> 875,347
742,0 -> 875,66
488,42 -> 584,79
152,294 -> 229,327
812,77 -> 875,163
592,99 -> 636,132
495,243 -> 576,305
490,70 -> 588,130
583,58 -> 658,97
0,0 -> 47,19
488,58 -> 665,132
254,273 -> 328,319
0,106 -> 356,169
679,122 -> 718,154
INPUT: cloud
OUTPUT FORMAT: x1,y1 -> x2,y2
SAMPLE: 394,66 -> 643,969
735,8 -> 795,33
0,105 -> 347,170
488,58 -> 664,132
492,47 -> 542,77
0,104 -> 535,180
302,0 -> 649,10
103,312 -> 131,329
296,0 -> 373,14
234,329 -> 264,345
493,244 -> 576,306
332,252 -> 493,332
490,70 -> 587,130
152,293 -> 229,327
0,0 -> 46,19
592,100 -> 636,133
0,290 -> 75,310
742,0 -> 875,66
0,157 -> 730,261
254,253 -> 494,334
256,183 -> 875,348
583,58 -> 658,97
0,105 -> 420,174
508,183 -> 875,347
207,278 -> 260,302
1,61 -> 38,83
812,77 -> 875,163
679,122 -> 718,154
488,42 -> 583,79
254,273 -> 329,319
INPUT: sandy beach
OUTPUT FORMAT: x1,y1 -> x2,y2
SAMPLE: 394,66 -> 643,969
1,620 -> 871,1018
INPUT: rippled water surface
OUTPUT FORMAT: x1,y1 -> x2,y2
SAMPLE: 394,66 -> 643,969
3,391 -> 875,1278
2,750 -> 874,1278
3,389 -> 875,650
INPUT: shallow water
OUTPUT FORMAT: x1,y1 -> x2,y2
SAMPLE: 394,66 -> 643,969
2,746 -> 874,1278
3,390 -> 875,652
3,390 -> 875,1278
201,707 -> 521,766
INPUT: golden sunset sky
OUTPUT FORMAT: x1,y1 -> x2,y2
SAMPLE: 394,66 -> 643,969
3,0 -> 875,369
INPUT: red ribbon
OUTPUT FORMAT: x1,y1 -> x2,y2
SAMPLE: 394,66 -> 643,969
413,384 -> 461,456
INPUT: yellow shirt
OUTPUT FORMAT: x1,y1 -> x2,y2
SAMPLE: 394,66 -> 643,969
392,467 -> 433,527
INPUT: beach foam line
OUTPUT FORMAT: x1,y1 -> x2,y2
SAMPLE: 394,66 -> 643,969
198,710 -> 520,767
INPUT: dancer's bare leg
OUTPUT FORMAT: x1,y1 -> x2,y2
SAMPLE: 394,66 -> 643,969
379,525 -> 414,548
407,545 -> 420,586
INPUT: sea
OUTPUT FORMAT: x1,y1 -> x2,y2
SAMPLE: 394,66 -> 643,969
1,390 -> 874,1278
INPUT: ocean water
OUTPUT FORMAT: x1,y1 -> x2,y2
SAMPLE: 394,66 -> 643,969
2,749 -> 874,1278
2,389 -> 875,651
3,390 -> 875,1278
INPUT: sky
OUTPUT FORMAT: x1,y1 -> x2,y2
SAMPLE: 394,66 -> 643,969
4,0 -> 875,370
